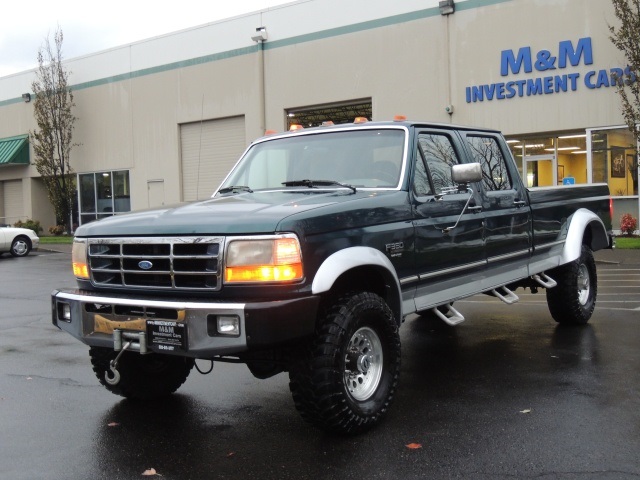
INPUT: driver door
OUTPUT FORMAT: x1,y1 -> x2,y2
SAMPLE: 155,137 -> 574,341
411,129 -> 486,311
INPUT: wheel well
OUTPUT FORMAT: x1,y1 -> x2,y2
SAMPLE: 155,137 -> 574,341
323,265 -> 402,324
583,220 -> 609,251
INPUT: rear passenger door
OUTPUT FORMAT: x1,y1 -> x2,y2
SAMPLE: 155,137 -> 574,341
410,129 -> 486,311
460,132 -> 532,285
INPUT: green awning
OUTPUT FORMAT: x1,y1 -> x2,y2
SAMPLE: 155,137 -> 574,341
0,134 -> 29,166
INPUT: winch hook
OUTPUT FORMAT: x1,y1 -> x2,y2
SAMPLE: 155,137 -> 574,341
105,361 -> 121,385
104,339 -> 131,386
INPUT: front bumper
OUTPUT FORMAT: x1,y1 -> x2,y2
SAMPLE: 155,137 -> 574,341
51,289 -> 320,358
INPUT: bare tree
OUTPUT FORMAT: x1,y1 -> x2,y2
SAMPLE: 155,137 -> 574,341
30,27 -> 77,232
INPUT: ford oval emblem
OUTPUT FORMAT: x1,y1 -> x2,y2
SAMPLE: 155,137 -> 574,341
138,260 -> 153,270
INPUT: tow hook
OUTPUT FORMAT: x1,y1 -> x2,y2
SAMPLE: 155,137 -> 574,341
105,360 -> 121,385
105,329 -> 149,386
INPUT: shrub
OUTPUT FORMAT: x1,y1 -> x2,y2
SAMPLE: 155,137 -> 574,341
13,219 -> 43,235
620,213 -> 638,236
48,225 -> 65,236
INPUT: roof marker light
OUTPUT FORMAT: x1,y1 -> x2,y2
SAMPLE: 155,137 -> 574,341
353,117 -> 368,124
264,129 -> 277,135
321,121 -> 335,126
393,115 -> 407,122
289,124 -> 304,131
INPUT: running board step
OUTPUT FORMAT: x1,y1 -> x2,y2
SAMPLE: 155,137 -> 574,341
491,286 -> 520,305
532,272 -> 557,289
432,304 -> 466,326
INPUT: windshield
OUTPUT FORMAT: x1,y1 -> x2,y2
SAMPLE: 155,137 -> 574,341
218,128 -> 406,192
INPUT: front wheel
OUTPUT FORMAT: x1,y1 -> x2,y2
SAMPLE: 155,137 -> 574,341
89,347 -> 194,399
288,292 -> 401,435
546,245 -> 597,325
10,236 -> 31,257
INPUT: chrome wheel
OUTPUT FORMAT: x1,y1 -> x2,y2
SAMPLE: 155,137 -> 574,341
577,263 -> 590,305
288,292 -> 400,434
344,326 -> 383,401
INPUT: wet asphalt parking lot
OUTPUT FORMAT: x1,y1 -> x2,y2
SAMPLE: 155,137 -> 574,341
0,247 -> 639,479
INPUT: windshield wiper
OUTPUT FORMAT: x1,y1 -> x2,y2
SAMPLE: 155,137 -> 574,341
218,185 -> 253,194
282,179 -> 356,193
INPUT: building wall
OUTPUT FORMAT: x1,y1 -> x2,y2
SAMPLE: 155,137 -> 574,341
0,0 -> 635,229
452,0 -> 621,134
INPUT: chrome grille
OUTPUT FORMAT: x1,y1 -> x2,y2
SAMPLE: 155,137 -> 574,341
88,237 -> 223,291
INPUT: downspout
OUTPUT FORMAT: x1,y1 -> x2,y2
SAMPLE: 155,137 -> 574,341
252,27 -> 268,135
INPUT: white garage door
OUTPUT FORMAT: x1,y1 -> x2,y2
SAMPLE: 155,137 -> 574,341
2,180 -> 23,224
180,116 -> 246,201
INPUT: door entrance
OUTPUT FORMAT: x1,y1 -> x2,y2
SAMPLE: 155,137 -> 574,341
524,155 -> 556,187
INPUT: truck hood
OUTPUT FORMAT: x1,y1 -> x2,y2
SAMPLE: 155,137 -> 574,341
75,190 -> 405,237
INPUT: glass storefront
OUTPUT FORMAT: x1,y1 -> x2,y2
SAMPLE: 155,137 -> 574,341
78,170 -> 131,225
506,133 -> 588,187
588,127 -> 637,196
506,126 -> 639,231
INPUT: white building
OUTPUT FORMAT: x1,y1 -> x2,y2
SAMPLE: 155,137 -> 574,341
0,0 -> 636,230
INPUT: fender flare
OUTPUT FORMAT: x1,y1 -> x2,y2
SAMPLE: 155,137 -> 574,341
311,246 -> 403,324
560,208 -> 610,264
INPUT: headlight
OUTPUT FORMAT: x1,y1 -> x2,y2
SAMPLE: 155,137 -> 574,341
225,235 -> 303,284
71,240 -> 89,279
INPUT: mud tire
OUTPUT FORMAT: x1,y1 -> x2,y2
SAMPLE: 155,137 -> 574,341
546,245 -> 597,325
288,292 -> 400,435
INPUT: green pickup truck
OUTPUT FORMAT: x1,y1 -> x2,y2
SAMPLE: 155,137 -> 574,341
52,119 -> 613,434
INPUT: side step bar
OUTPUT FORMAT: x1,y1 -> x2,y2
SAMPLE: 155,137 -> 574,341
532,272 -> 557,289
431,303 -> 466,326
490,286 -> 519,305
429,272 -> 557,326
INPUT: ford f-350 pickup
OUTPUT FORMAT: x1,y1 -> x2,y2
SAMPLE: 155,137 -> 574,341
52,119 -> 613,434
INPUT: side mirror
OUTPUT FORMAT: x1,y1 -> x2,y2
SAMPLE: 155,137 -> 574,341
452,163 -> 482,185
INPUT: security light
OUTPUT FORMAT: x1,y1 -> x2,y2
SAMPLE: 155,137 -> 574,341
251,27 -> 268,42
439,0 -> 455,15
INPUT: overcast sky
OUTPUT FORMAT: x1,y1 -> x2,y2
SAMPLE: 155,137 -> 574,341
0,0 -> 294,77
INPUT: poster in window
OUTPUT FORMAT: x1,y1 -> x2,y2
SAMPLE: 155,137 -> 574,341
611,148 -> 626,178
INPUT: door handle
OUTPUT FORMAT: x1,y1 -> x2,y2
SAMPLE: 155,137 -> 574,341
514,200 -> 526,208
467,205 -> 483,212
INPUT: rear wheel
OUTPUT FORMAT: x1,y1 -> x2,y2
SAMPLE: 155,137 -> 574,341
288,292 -> 400,435
89,347 -> 194,399
546,245 -> 597,325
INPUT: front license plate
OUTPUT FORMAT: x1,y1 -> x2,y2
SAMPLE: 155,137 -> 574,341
146,320 -> 187,352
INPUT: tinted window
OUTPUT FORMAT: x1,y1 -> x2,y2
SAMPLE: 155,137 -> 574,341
466,136 -> 512,191
416,133 -> 460,194
413,151 -> 431,196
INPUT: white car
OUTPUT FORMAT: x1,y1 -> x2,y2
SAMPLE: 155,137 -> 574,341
0,226 -> 39,257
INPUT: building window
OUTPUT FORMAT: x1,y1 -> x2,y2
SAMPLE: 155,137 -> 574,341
506,133 -> 587,187
589,127 -> 637,197
78,170 -> 131,225
285,99 -> 372,129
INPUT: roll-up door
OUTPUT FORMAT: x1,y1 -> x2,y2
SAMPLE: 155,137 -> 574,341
180,116 -> 246,201
2,180 -> 23,224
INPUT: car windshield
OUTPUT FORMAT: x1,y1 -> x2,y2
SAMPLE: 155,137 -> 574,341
218,128 -> 406,193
